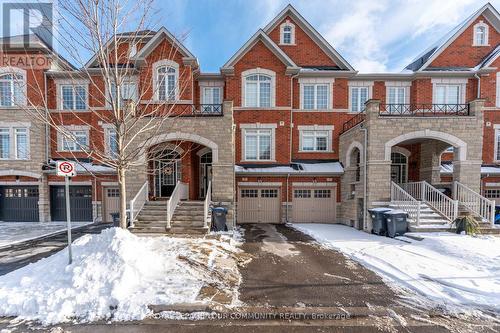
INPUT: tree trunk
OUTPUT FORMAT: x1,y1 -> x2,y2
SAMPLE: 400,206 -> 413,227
118,166 -> 127,229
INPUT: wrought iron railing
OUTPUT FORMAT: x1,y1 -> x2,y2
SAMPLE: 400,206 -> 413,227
180,104 -> 223,117
341,112 -> 365,134
140,103 -> 223,117
379,103 -> 469,117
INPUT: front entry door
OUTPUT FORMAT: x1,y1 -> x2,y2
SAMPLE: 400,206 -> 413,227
391,164 -> 407,184
157,160 -> 178,198
200,164 -> 212,198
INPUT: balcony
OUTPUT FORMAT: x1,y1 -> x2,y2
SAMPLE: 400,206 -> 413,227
139,103 -> 224,117
379,104 -> 470,117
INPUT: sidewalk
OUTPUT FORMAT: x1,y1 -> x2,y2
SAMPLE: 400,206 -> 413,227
0,222 -> 93,249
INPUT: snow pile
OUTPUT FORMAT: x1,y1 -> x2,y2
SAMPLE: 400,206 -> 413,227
0,228 -> 245,325
292,224 -> 500,313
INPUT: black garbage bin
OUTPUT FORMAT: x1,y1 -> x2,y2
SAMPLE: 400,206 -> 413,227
211,206 -> 228,231
368,207 -> 392,235
383,210 -> 408,238
110,212 -> 120,227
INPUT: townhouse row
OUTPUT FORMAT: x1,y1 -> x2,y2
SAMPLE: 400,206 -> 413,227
0,3 -> 499,231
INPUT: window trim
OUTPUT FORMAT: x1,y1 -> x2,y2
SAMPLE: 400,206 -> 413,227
240,123 -> 276,162
106,77 -> 138,108
299,80 -> 334,110
55,79 -> 89,111
201,86 -> 222,104
279,20 -> 296,45
57,125 -> 90,152
494,125 -> 500,162
473,21 -> 489,46
0,67 -> 27,107
0,122 -> 31,160
298,125 -> 334,153
241,68 -> 276,108
152,59 -> 179,101
348,85 -> 371,112
103,124 -> 118,158
496,72 -> 500,108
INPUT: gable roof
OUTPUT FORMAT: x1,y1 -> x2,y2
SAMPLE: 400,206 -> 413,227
263,4 -> 354,71
477,44 -> 500,69
221,29 -> 300,73
406,2 -> 500,72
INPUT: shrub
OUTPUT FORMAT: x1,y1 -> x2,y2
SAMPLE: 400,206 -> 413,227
452,215 -> 481,235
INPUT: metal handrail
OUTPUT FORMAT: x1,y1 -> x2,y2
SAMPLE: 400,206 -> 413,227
129,181 -> 148,227
341,111 -> 365,134
203,181 -> 212,229
379,103 -> 469,117
167,181 -> 188,228
454,181 -> 495,225
391,181 -> 421,225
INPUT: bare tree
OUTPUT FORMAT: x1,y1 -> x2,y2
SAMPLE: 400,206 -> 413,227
14,0 -> 201,228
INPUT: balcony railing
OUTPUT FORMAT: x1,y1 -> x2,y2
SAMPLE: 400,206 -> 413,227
379,103 -> 469,117
341,111 -> 365,134
180,104 -> 223,117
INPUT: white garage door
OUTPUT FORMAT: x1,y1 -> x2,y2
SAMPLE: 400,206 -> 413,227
238,188 -> 281,223
292,187 -> 336,223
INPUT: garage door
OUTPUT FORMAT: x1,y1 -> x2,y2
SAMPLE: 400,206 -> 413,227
103,187 -> 120,223
50,186 -> 92,221
292,187 -> 336,223
238,188 -> 281,223
0,186 -> 39,222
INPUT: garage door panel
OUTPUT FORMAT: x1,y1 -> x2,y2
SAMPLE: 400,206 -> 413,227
238,187 -> 281,224
50,186 -> 92,222
0,186 -> 39,222
293,187 -> 336,223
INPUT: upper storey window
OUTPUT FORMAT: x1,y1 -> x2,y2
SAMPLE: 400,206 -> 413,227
153,60 -> 179,101
61,85 -> 87,110
349,81 -> 373,113
0,70 -> 26,107
280,20 -> 295,45
473,21 -> 489,46
242,69 -> 276,108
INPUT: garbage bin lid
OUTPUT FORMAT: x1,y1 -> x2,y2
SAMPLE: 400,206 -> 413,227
212,207 -> 227,212
369,207 -> 392,212
383,209 -> 406,215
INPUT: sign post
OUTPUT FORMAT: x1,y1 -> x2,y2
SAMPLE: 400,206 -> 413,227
57,161 -> 76,265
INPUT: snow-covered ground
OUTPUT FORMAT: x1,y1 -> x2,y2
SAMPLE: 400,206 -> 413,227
0,222 -> 92,248
292,224 -> 500,314
0,228 -> 246,325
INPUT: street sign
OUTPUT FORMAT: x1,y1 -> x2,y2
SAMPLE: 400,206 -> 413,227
57,161 -> 76,177
56,160 -> 76,265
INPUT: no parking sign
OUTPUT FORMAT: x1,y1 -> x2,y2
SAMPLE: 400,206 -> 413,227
57,161 -> 76,177
56,160 -> 76,265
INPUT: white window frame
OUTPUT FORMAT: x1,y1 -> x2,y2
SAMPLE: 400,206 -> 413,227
240,123 -> 276,161
494,125 -> 500,162
241,68 -> 276,108
431,78 -> 467,105
103,124 -> 118,158
348,81 -> 373,113
0,67 -> 27,107
152,59 -> 179,101
201,86 -> 222,104
57,126 -> 90,152
473,21 -> 489,46
385,81 -> 411,105
55,79 -> 89,111
107,78 -> 138,108
298,125 -> 334,152
299,78 -> 334,110
0,122 -> 30,160
496,72 -> 500,108
280,20 -> 295,45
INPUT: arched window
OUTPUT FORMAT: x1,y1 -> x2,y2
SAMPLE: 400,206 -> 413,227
473,21 -> 489,46
0,71 -> 25,107
280,21 -> 295,45
244,74 -> 271,107
157,66 -> 177,101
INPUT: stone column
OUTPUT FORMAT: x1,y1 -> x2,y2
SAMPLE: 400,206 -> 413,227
38,174 -> 50,222
420,140 -> 449,184
453,160 -> 482,193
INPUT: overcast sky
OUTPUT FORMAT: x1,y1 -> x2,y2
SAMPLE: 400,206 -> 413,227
156,0 -> 499,73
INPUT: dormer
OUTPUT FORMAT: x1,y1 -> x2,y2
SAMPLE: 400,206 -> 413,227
473,21 -> 489,46
280,20 -> 295,45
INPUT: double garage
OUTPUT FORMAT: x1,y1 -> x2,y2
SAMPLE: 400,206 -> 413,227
237,183 -> 337,224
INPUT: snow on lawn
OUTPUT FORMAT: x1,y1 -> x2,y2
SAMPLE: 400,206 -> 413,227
292,224 -> 500,313
0,228 -> 247,325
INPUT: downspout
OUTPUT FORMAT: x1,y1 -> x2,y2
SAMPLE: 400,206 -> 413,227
474,73 -> 481,99
44,72 -> 49,163
288,73 -> 299,223
361,125 -> 368,231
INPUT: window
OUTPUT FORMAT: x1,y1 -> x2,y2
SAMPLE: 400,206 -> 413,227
314,189 -> 331,198
105,127 -> 118,158
350,86 -> 369,112
244,74 -> 272,107
0,128 -> 9,159
0,73 -> 25,107
61,85 -> 87,110
485,189 -> 500,198
387,87 -> 406,104
495,128 -> 500,161
434,84 -> 461,105
110,81 -> 137,107
244,129 -> 272,161
261,189 -> 278,198
302,84 -> 329,109
497,72 -> 500,108
157,66 -> 177,101
0,126 -> 29,159
15,128 -> 28,159
280,21 -> 295,45
294,189 -> 311,198
473,22 -> 489,46
201,86 -> 221,113
107,188 -> 120,197
241,189 -> 258,198
61,130 -> 89,151
301,130 -> 329,152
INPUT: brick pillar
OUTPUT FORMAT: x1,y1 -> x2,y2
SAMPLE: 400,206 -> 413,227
38,174 -> 50,222
420,140 -> 448,184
